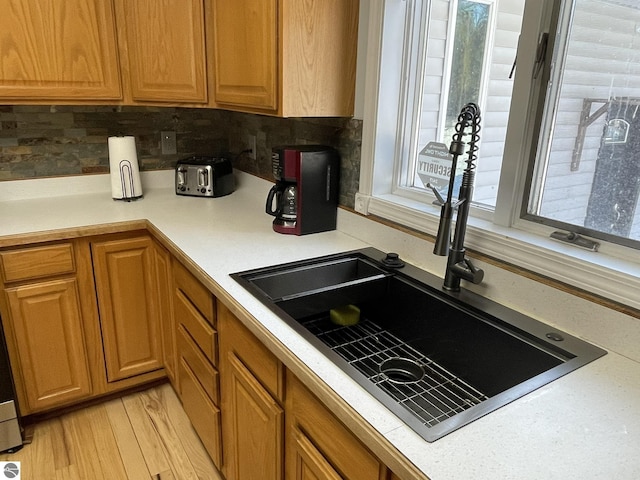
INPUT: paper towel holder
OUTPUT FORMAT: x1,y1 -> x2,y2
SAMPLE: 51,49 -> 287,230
117,159 -> 142,201
108,136 -> 143,201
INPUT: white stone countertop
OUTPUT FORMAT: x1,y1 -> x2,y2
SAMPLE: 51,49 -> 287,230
1,171 -> 639,479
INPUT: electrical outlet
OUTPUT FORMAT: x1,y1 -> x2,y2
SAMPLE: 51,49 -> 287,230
161,131 -> 177,155
242,134 -> 257,160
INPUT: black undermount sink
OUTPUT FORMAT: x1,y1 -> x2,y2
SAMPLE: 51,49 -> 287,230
232,247 -> 606,442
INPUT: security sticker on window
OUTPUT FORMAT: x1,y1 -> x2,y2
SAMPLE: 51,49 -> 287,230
417,141 -> 463,191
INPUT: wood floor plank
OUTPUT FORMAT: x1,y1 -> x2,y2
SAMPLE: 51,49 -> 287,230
122,391 -> 172,477
50,417 -> 83,480
54,462 -> 82,480
158,469 -> 177,479
63,408 -> 107,480
87,403 -> 129,480
48,417 -> 72,470
30,418 -> 56,480
104,397 -> 153,480
138,387 -> 200,480
159,384 -> 222,480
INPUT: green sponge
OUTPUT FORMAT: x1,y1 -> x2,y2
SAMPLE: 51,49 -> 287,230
329,304 -> 361,326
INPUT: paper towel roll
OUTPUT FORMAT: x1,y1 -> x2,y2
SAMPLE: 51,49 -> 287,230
108,136 -> 143,200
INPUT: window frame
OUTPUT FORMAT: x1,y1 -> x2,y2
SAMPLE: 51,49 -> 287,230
356,0 -> 640,310
520,0 -> 640,250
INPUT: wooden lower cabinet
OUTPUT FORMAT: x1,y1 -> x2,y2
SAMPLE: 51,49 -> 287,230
173,260 -> 222,468
219,303 -> 285,480
285,372 -> 389,480
218,304 -> 397,480
290,427 -> 343,480
92,236 -> 163,382
4,278 -> 92,412
154,243 -> 176,384
0,234 -> 169,416
178,356 -> 222,467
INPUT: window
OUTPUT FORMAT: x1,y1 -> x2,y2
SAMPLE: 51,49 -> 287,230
413,0 -> 509,207
357,0 -> 640,309
364,0 -> 524,214
526,0 -> 640,247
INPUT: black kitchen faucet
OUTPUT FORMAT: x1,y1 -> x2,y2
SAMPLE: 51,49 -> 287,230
429,103 -> 484,291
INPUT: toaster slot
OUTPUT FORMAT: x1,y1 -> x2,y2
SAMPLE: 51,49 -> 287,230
198,167 -> 210,189
177,167 -> 187,191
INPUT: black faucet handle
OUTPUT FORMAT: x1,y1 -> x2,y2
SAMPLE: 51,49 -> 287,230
426,183 -> 445,206
450,258 -> 484,285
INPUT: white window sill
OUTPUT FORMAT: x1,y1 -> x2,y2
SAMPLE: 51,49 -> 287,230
355,192 -> 640,311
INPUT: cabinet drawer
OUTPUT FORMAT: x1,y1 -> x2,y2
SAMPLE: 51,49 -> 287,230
1,243 -> 75,282
179,357 -> 222,469
177,325 -> 219,404
174,261 -> 215,324
175,290 -> 218,365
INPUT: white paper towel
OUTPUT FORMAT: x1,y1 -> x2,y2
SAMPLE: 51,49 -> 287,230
108,136 -> 143,200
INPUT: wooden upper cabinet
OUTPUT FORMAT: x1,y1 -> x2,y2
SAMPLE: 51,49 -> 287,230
92,236 -> 163,382
281,0 -> 359,117
117,0 -> 208,103
212,0 -> 359,117
0,0 -> 121,100
212,0 -> 278,111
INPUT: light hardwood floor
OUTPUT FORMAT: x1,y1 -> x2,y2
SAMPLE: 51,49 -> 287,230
0,383 -> 223,480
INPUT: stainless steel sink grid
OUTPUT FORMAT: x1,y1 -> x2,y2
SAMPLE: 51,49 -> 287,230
302,316 -> 488,428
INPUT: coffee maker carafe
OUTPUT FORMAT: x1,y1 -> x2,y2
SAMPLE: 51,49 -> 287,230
266,145 -> 339,235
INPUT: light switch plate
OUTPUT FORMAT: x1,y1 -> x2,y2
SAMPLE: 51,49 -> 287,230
241,134 -> 257,160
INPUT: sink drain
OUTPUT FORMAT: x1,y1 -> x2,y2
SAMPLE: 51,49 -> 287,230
379,357 -> 425,384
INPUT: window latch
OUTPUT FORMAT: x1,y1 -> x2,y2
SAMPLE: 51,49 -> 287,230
550,230 -> 600,252
533,32 -> 549,79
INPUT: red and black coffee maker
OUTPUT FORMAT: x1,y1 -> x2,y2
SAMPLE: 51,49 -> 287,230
266,145 -> 340,235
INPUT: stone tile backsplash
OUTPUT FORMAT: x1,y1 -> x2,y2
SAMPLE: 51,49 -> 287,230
0,106 -> 362,208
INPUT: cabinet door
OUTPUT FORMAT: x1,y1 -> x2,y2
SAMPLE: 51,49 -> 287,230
281,0 -> 359,117
223,352 -> 284,480
0,0 -> 121,100
290,427 -> 342,480
212,0 -> 278,110
118,0 -> 207,103
92,236 -> 162,382
219,304 -> 285,480
285,372 -> 386,480
5,279 -> 92,413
